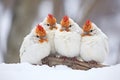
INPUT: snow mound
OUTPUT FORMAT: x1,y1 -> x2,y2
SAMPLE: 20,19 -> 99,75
0,63 -> 120,80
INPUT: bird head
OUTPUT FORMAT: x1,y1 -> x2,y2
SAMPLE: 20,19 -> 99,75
60,16 -> 72,32
35,24 -> 46,37
82,20 -> 98,36
46,14 -> 57,30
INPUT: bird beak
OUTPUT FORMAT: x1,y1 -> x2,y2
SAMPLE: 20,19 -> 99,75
84,32 -> 88,34
49,24 -> 57,30
52,24 -> 56,28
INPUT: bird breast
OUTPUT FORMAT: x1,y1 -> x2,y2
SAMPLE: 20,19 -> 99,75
80,35 -> 107,63
20,41 -> 50,64
55,30 -> 81,57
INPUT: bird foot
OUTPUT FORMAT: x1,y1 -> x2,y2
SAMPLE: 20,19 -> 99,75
60,56 -> 67,61
86,60 -> 98,65
85,61 -> 98,67
70,57 -> 78,61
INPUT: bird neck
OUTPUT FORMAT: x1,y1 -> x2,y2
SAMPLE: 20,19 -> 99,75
60,27 -> 70,32
49,25 -> 57,30
39,36 -> 48,43
40,36 -> 47,39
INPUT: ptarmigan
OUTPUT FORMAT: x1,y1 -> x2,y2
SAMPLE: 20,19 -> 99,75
54,16 -> 82,58
20,24 -> 50,65
80,20 -> 109,63
40,14 -> 59,54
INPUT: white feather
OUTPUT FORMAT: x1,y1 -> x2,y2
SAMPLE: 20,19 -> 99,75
20,28 -> 50,64
55,30 -> 81,57
40,19 -> 60,54
80,23 -> 109,63
54,19 -> 82,57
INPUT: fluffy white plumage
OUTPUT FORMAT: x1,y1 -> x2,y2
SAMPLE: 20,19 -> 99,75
54,17 -> 82,57
40,15 -> 59,54
20,26 -> 50,64
80,22 -> 109,63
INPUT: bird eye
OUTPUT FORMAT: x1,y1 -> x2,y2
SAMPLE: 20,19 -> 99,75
36,35 -> 39,38
90,30 -> 93,32
47,24 -> 50,26
69,25 -> 72,27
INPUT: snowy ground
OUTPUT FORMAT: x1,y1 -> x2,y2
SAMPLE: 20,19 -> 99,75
0,63 -> 120,80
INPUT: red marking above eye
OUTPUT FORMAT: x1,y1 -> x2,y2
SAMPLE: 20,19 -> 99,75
86,19 -> 91,25
37,24 -> 44,31
63,16 -> 69,22
48,14 -> 54,19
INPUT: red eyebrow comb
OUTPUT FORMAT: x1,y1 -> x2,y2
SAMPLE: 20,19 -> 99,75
86,19 -> 91,25
37,24 -> 44,31
63,16 -> 69,22
48,14 -> 54,19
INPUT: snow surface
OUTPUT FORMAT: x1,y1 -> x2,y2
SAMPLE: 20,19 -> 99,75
0,63 -> 120,80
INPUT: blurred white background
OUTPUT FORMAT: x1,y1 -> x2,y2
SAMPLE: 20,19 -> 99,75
0,0 -> 120,64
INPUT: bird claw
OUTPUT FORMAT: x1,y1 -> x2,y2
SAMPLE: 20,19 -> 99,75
86,60 -> 98,65
60,56 -> 67,61
70,57 -> 78,61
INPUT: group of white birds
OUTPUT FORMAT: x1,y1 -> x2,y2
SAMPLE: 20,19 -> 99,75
20,14 -> 109,65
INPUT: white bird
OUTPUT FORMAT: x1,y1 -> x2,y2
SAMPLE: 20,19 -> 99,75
20,24 -> 50,65
54,16 -> 82,58
40,14 -> 59,54
80,20 -> 109,63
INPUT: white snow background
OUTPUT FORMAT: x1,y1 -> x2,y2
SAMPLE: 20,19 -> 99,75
0,63 -> 120,80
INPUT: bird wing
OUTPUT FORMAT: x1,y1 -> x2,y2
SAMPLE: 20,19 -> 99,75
103,35 -> 109,55
20,36 -> 32,57
19,37 -> 27,57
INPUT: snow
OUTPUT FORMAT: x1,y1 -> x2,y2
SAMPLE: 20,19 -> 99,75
0,63 -> 120,80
